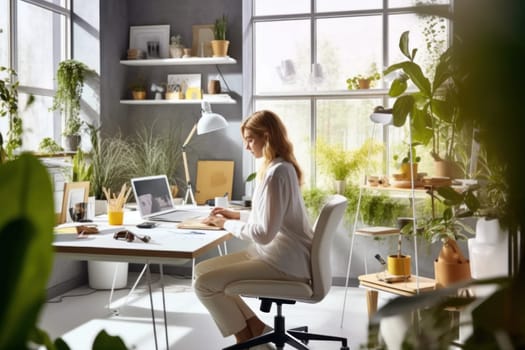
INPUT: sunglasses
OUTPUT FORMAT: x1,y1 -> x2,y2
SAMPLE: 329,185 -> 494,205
113,230 -> 151,243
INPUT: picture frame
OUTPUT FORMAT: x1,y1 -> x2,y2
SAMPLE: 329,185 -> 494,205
195,160 -> 234,204
192,24 -> 214,57
60,181 -> 90,224
129,24 -> 170,59
167,73 -> 202,97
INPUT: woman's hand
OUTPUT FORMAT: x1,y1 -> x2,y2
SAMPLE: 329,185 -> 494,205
209,208 -> 241,220
202,215 -> 226,228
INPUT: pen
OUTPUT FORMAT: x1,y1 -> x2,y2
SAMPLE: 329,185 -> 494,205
374,254 -> 386,266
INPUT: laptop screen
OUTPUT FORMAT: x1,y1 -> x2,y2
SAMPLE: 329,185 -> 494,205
131,175 -> 175,217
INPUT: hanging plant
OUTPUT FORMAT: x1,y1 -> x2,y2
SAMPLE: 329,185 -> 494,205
50,60 -> 91,136
0,66 -> 34,161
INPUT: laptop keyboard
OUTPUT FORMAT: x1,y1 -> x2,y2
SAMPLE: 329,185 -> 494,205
149,210 -> 203,222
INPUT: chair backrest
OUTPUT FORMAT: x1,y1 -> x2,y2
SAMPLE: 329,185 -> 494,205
310,194 -> 348,301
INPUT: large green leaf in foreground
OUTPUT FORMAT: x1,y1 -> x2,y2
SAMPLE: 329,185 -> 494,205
0,154 -> 55,349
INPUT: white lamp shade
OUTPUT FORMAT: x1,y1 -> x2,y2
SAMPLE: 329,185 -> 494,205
197,101 -> 228,135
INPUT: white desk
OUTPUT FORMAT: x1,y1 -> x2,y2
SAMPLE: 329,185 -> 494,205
53,210 -> 232,350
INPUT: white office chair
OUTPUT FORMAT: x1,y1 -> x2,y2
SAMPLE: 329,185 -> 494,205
223,194 -> 349,350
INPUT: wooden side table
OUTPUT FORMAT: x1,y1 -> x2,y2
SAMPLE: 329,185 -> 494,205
358,273 -> 436,318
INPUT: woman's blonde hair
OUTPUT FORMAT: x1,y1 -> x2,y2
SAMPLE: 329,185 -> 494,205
241,110 -> 303,184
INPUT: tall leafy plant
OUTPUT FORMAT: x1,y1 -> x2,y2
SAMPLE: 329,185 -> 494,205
50,60 -> 91,136
213,14 -> 227,40
384,31 -> 462,162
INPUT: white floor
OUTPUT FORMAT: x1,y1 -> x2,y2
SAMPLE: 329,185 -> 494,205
39,273 -> 387,350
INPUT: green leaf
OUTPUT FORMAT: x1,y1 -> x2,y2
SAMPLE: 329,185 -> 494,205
399,31 -> 411,60
437,186 -> 464,205
465,190 -> 481,213
401,61 -> 432,97
92,330 -> 128,350
443,207 -> 453,221
0,154 -> 55,349
392,95 -> 414,127
388,77 -> 408,97
245,172 -> 257,182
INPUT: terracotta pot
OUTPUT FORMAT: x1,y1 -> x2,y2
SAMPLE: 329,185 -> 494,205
434,239 -> 471,288
387,255 -> 411,276
358,78 -> 371,89
400,162 -> 418,180
434,160 -> 463,179
211,40 -> 230,57
132,90 -> 146,100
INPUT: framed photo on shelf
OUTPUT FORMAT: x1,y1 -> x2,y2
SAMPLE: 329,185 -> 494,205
192,24 -> 214,57
129,24 -> 170,58
59,181 -> 90,224
167,73 -> 202,97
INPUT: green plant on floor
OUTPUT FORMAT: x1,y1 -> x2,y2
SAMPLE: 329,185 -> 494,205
38,137 -> 64,154
87,123 -> 132,199
126,123 -> 183,187
0,154 -> 127,350
50,60 -> 92,136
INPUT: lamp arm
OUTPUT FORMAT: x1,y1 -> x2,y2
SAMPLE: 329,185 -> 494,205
183,123 -> 198,148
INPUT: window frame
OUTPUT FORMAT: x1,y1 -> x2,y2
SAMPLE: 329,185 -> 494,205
243,0 -> 452,189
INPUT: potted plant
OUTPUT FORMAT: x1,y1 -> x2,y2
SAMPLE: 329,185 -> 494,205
38,137 -> 64,154
346,63 -> 381,90
384,31 -> 464,179
414,185 -> 480,287
315,138 -> 382,194
393,142 -> 422,181
50,59 -> 91,152
130,76 -> 147,100
211,14 -> 229,57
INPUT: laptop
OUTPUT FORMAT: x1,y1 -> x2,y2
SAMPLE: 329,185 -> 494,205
131,175 -> 205,222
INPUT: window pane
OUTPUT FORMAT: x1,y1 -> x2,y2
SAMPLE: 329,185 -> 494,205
317,16 -> 382,91
0,0 -> 8,67
388,13 -> 449,77
20,94 -> 55,151
254,0 -> 309,16
316,98 -> 383,186
253,99 -> 312,186
254,20 -> 310,93
389,0 -> 449,7
317,0 -> 382,12
17,0 -> 66,89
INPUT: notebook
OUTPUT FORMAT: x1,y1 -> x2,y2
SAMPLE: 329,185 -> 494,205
131,175 -> 205,222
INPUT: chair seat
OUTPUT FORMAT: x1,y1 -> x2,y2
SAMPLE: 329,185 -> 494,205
225,280 -> 314,301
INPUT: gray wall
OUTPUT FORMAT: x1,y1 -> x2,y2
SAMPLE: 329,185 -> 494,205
100,0 -> 245,200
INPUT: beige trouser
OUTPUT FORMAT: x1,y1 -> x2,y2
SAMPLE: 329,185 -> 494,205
194,249 -> 304,337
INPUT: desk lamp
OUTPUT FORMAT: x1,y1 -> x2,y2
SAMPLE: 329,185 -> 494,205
182,101 -> 228,205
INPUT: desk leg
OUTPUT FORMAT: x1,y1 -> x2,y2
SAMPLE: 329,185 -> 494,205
159,264 -> 169,350
366,290 -> 379,319
146,264 -> 159,350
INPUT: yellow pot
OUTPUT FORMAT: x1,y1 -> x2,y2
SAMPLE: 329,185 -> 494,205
387,255 -> 411,276
211,40 -> 230,57
400,162 -> 418,180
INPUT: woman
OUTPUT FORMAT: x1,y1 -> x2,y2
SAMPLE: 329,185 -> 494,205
194,110 -> 314,347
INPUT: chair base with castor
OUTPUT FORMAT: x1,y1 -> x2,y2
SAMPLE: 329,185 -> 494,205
223,297 -> 350,350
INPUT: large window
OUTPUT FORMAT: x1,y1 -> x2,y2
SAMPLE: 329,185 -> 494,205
1,0 -> 68,152
246,0 -> 451,188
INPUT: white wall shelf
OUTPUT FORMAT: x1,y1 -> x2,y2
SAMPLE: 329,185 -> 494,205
120,56 -> 237,66
120,93 -> 236,105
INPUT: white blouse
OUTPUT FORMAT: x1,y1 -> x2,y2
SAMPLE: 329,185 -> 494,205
224,158 -> 314,279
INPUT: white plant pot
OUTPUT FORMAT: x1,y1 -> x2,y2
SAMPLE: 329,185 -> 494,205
88,261 -> 128,290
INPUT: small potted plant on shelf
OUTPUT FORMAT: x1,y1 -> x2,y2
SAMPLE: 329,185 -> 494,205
211,14 -> 229,57
346,63 -> 381,90
392,142 -> 422,182
130,76 -> 147,100
50,59 -> 91,152
38,137 -> 64,154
